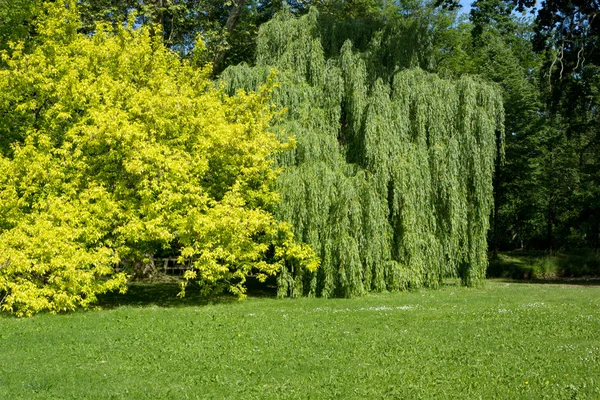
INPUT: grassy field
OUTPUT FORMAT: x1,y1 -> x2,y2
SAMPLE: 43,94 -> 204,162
1,280 -> 599,399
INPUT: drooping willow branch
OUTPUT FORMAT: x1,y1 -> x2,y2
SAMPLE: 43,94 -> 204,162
221,8 -> 504,297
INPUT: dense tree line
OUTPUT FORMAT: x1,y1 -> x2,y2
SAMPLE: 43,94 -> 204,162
0,0 -> 597,315
471,0 -> 600,253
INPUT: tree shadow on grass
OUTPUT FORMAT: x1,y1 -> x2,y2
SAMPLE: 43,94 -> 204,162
96,276 -> 278,309
492,277 -> 600,287
487,250 -> 600,285
487,255 -> 535,279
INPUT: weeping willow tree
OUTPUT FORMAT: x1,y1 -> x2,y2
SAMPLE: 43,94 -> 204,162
221,8 -> 504,298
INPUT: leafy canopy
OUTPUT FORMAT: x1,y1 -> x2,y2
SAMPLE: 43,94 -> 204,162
223,8 -> 504,297
0,2 -> 316,316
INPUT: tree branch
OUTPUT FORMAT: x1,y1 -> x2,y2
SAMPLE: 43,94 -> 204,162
212,0 -> 247,75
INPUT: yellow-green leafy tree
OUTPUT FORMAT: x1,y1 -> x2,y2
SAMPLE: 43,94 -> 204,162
0,2 -> 317,317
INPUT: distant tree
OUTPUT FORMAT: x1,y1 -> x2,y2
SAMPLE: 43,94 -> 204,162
467,2 -> 547,253
521,0 -> 600,250
73,0 -> 295,73
463,0 -> 600,253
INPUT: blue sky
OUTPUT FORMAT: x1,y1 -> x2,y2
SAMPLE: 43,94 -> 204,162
457,0 -> 540,16
458,0 -> 473,14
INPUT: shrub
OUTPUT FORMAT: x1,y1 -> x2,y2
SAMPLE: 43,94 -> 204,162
0,2 -> 316,316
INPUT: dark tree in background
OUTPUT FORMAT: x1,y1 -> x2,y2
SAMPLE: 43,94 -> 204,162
525,0 -> 600,251
458,0 -> 600,252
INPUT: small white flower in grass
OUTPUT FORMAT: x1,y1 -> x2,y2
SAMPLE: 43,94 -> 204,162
521,302 -> 545,309
370,306 -> 392,311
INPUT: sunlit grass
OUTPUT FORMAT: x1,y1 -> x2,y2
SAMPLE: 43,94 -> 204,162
1,280 -> 599,399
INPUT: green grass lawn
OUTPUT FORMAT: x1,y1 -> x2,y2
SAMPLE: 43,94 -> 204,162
1,280 -> 599,399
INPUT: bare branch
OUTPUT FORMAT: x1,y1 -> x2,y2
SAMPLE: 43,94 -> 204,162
548,49 -> 558,89
575,46 -> 584,70
559,44 -> 564,80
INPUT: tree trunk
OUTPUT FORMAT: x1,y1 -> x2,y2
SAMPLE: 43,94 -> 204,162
132,254 -> 158,280
594,218 -> 600,252
146,0 -> 165,42
547,193 -> 554,256
546,130 -> 555,257
212,0 -> 246,74
491,131 -> 502,259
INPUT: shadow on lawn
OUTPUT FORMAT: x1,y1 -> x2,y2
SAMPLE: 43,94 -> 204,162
493,277 -> 600,286
487,250 -> 600,284
97,276 -> 278,309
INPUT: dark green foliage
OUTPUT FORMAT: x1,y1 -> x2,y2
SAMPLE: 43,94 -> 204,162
0,0 -> 40,53
470,0 -> 519,40
222,9 -> 504,297
488,250 -> 600,279
468,13 -> 548,253
474,0 -> 600,252
34,0 -> 293,73
504,0 -> 600,252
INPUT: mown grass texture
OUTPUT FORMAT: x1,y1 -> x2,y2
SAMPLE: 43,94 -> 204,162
1,281 -> 599,399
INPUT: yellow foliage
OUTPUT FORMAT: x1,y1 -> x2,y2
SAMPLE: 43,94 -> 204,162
0,2 -> 317,316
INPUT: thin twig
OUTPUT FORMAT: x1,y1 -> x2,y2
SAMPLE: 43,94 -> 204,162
548,49 -> 558,89
559,44 -> 564,80
575,46 -> 584,70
